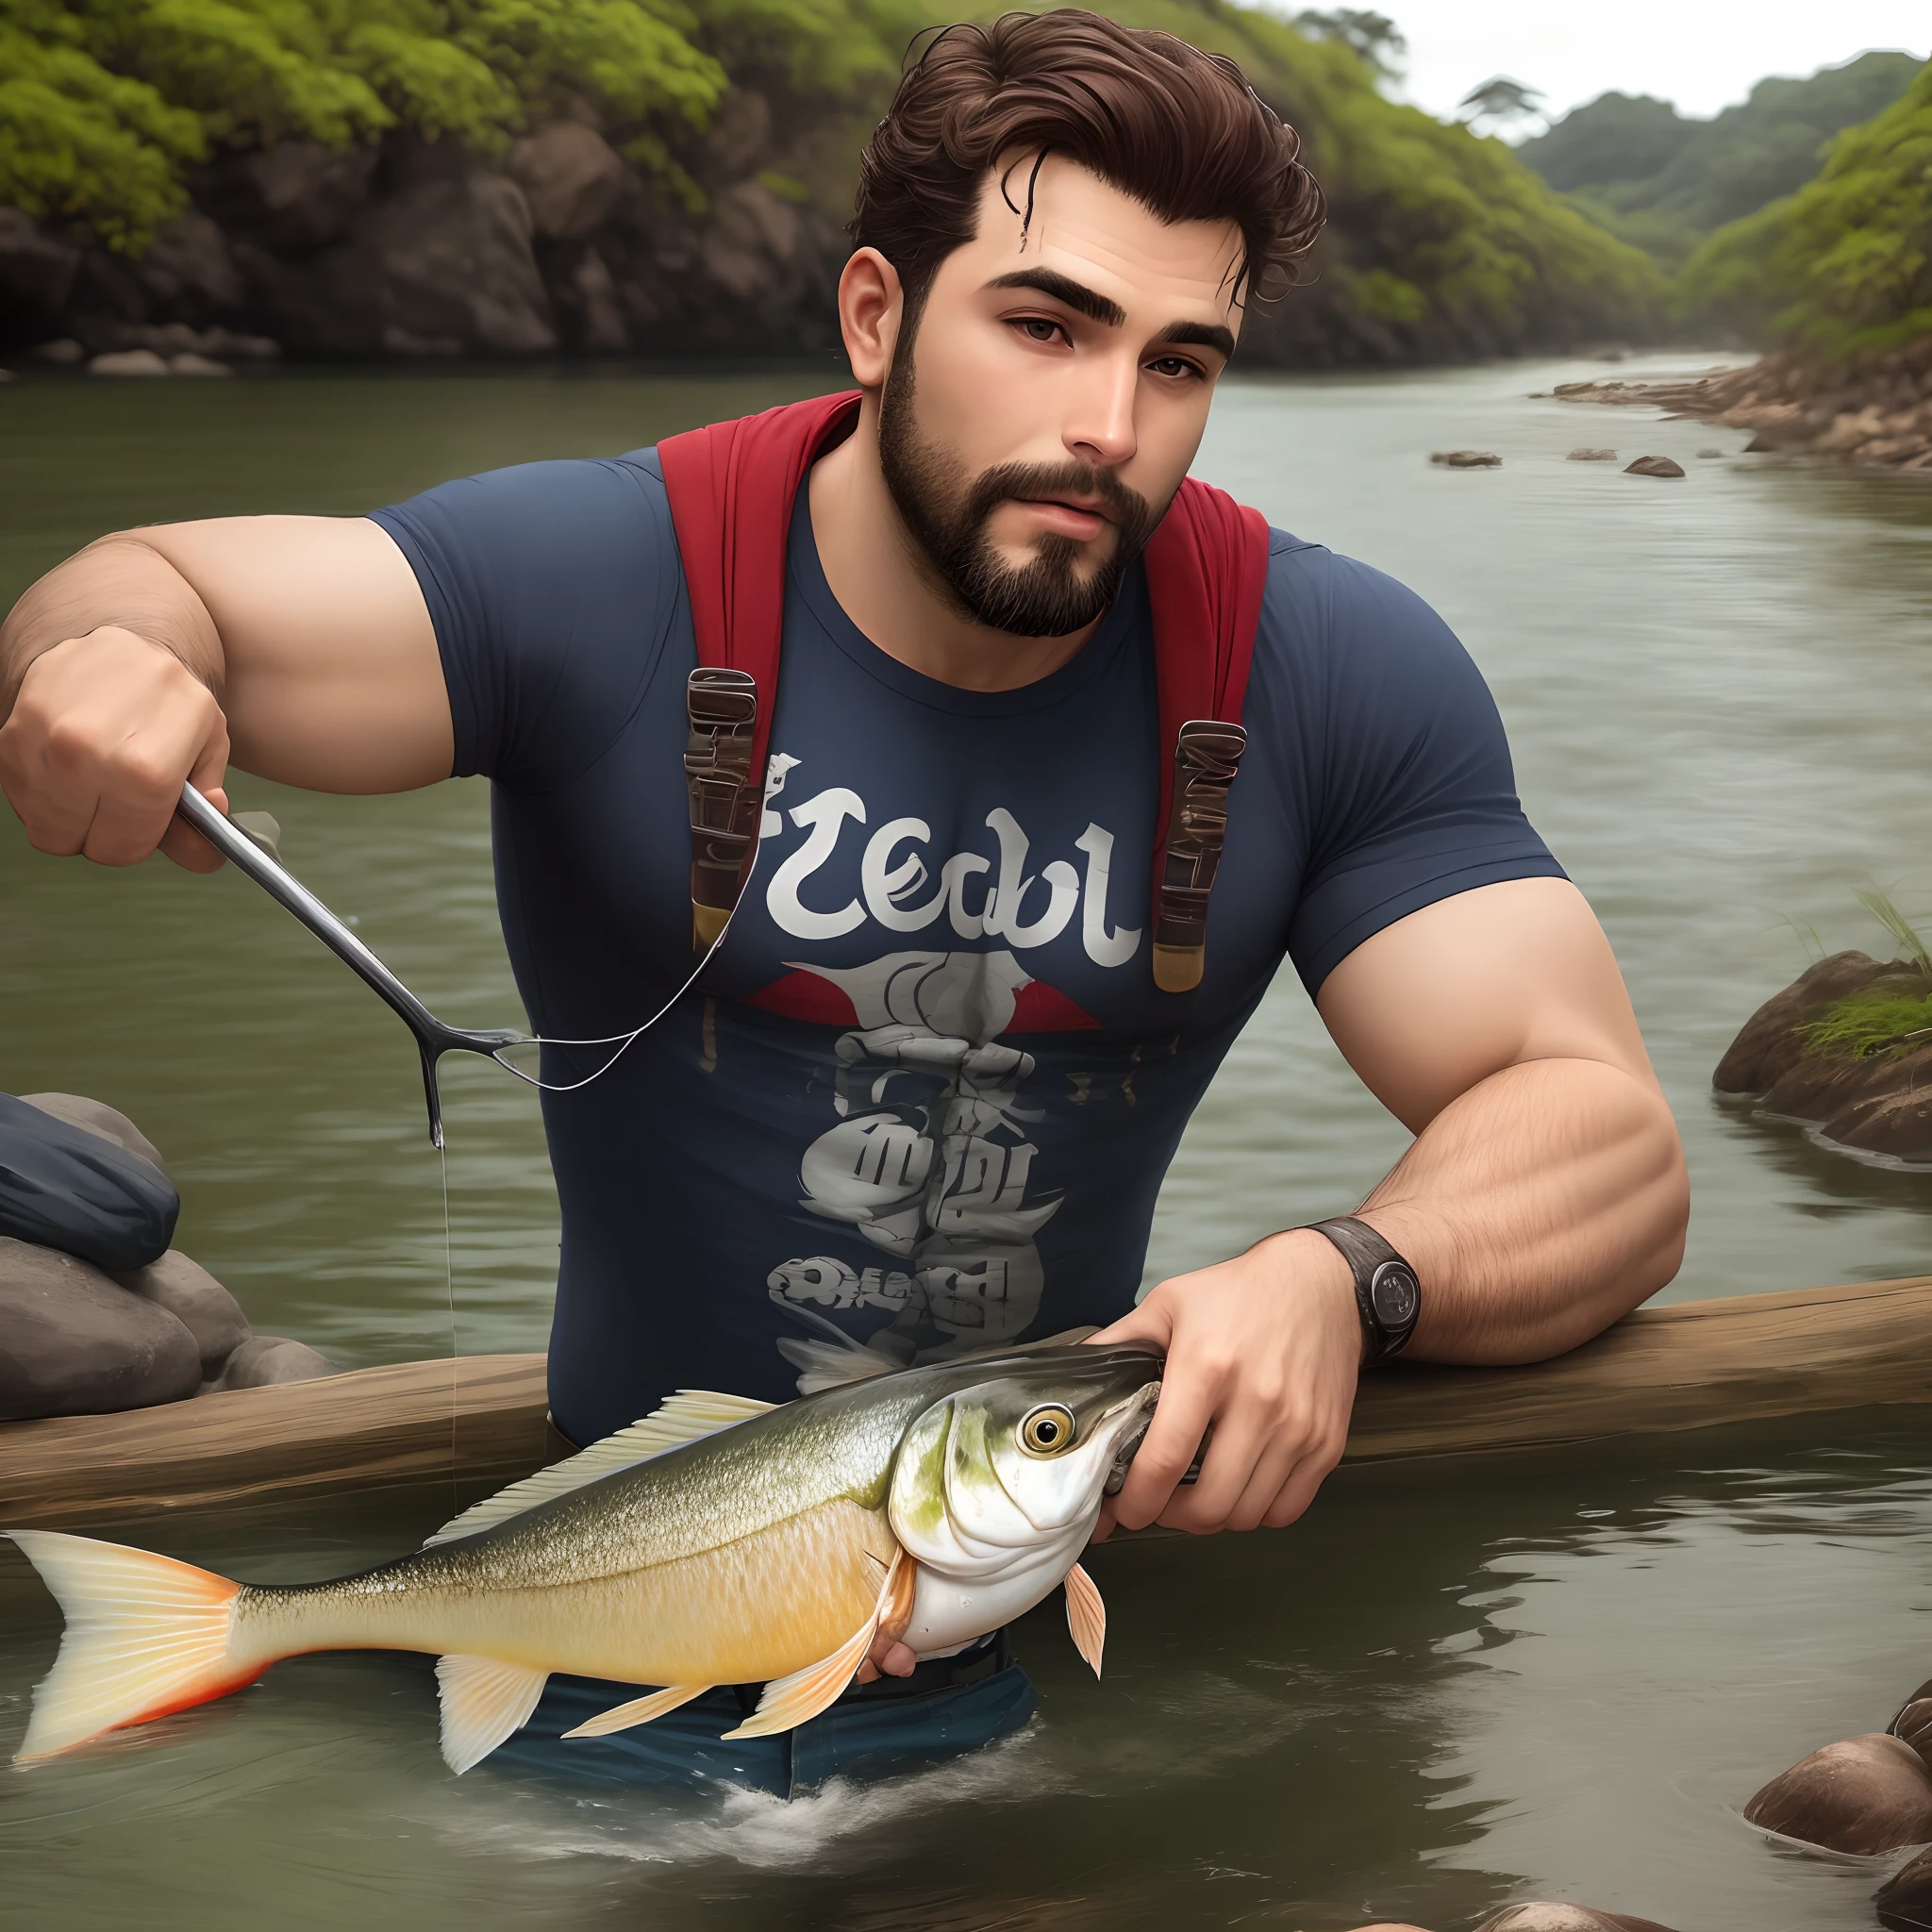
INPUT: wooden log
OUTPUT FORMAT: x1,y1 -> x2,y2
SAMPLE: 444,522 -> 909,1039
1347,1274 -> 1932,1462
0,1355 -> 550,1529
2,1277 -> 1929,1528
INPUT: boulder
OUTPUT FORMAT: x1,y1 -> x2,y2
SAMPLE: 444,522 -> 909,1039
111,1250 -> 249,1378
18,1092 -> 165,1173
0,1237 -> 201,1420
132,212 -> 243,318
1475,1908 -> 1679,1932
1712,951 -> 1893,1093
257,153 -> 556,358
210,1334 -> 338,1390
1877,1845 -> 1932,1928
1744,1733 -> 1932,1854
208,141 -> 380,257
88,349 -> 170,377
1430,450 -> 1502,467
507,124 -> 626,241
1696,447 -> 1725,458
1895,1696 -> 1932,1765
1624,456 -> 1685,477
700,89 -> 773,177
0,209 -> 83,340
31,338 -> 84,364
1567,447 -> 1617,460
169,352 -> 231,376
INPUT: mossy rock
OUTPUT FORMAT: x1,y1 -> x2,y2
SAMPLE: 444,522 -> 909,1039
1715,951 -> 1932,1161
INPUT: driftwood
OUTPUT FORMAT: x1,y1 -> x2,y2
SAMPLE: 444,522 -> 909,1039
2,1277 -> 1929,1528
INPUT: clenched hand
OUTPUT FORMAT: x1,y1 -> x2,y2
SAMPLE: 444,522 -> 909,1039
1087,1228 -> 1363,1536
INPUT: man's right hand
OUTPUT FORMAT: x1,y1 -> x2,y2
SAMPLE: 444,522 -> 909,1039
0,516 -> 454,855
0,627 -> 232,872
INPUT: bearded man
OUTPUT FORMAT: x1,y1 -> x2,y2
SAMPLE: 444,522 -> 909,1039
0,11 -> 1687,1790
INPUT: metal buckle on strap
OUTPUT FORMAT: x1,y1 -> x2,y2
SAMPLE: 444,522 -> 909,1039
1152,720 -> 1246,992
685,668 -> 759,952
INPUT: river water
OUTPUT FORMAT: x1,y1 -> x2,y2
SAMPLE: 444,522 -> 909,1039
2,356 -> 1930,1929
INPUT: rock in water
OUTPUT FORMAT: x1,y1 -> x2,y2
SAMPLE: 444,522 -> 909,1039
17,1092 -> 165,1174
1890,1680 -> 1932,1763
211,1335 -> 337,1390
1876,1845 -> 1932,1927
87,349 -> 171,377
1567,448 -> 1618,460
1624,456 -> 1686,477
1476,1907 -> 1680,1932
111,1251 -> 250,1379
1430,449 -> 1502,467
1744,1733 -> 1932,1853
0,1238 -> 202,1420
1696,447 -> 1725,458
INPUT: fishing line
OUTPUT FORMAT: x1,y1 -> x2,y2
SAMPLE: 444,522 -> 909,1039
485,831 -> 769,1097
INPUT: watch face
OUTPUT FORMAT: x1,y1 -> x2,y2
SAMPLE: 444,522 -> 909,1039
1370,1263 -> 1418,1329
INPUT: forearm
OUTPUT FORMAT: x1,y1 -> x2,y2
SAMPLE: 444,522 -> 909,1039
0,538 -> 223,724
1353,1055 -> 1688,1365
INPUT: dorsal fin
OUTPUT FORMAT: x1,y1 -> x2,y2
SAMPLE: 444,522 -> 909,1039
777,1325 -> 1106,1396
422,1390 -> 777,1547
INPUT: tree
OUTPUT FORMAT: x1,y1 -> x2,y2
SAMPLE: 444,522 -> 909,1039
1459,75 -> 1544,131
1290,8 -> 1404,80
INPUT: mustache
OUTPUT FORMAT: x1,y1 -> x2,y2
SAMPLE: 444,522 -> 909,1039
964,461 -> 1155,537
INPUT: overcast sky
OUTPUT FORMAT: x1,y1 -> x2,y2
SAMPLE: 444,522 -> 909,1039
1373,0 -> 1926,127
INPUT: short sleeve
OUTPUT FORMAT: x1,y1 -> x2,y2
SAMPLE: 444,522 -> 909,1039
1265,542 -> 1567,995
368,452 -> 682,790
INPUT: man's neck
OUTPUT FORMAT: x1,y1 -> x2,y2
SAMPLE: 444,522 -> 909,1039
806,393 -> 1103,692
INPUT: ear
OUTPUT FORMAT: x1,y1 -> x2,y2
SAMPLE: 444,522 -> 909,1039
839,247 -> 904,391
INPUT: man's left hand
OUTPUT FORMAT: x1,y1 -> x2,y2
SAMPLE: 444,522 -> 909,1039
1087,1228 -> 1362,1536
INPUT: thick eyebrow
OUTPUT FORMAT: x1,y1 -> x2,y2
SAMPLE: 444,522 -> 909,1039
986,269 -> 1235,362
1154,319 -> 1237,361
984,268 -> 1124,328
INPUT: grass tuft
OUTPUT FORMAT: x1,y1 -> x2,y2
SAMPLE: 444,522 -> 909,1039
1800,988 -> 1932,1060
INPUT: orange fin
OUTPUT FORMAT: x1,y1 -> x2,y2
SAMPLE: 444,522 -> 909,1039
562,1684 -> 710,1739
721,1546 -> 913,1740
1065,1560 -> 1106,1678
8,1530 -> 250,1763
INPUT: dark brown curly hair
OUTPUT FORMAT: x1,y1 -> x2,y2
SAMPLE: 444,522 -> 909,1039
851,9 -> 1325,332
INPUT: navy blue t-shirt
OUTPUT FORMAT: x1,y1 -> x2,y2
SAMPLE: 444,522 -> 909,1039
372,453 -> 1562,1442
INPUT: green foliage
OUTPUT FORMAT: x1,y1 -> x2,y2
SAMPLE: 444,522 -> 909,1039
0,1 -> 205,244
0,0 -> 741,245
0,0 -> 1671,350
1799,987 -> 1932,1060
1521,53 -> 1921,242
1681,59 -> 1932,353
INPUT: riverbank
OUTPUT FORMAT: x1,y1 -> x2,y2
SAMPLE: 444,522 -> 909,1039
1552,340 -> 1932,471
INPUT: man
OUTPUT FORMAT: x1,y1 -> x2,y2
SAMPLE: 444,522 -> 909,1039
0,12 -> 1687,1786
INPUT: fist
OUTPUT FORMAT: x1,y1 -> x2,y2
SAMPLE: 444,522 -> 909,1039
0,628 -> 231,871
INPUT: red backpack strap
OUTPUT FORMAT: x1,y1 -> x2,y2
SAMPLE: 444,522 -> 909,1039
659,391 -> 863,949
1141,477 -> 1272,992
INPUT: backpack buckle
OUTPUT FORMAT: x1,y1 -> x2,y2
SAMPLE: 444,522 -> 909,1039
1152,720 -> 1246,992
685,668 -> 759,951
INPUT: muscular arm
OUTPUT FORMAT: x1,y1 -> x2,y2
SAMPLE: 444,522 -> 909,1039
1092,874 -> 1689,1537
0,518 -> 449,871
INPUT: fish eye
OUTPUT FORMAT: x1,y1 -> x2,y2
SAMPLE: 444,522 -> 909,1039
1019,1404 -> 1077,1456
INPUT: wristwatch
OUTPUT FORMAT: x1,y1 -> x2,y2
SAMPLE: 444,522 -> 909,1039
1304,1216 -> 1421,1364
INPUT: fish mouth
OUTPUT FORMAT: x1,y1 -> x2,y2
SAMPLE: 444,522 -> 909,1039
1102,1381 -> 1161,1496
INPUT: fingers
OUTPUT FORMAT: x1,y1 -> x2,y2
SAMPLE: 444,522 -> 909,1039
0,630 -> 229,871
1108,1363 -> 1212,1531
1083,1298 -> 1170,1353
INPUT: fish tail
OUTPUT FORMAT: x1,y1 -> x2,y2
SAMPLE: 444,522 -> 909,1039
8,1530 -> 261,1763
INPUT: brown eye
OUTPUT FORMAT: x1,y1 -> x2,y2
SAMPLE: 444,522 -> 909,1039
1020,1404 -> 1076,1456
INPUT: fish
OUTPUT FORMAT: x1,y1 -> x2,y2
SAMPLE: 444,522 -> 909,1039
6,1341 -> 1162,1774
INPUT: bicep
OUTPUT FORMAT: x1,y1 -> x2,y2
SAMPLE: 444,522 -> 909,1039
1314,877 -> 1659,1134
137,516 -> 451,792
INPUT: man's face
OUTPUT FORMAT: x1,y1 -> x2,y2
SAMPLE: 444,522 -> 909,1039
875,157 -> 1243,639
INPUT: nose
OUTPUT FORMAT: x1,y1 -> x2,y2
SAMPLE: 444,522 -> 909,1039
1064,352 -> 1139,470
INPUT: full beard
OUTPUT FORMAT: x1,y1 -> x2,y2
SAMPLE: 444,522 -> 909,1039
876,346 -> 1161,640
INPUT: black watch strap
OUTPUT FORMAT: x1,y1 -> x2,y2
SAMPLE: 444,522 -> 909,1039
1305,1217 -> 1421,1364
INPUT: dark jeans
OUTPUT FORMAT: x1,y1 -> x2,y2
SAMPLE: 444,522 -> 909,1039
491,1631 -> 1036,1798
